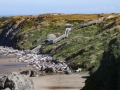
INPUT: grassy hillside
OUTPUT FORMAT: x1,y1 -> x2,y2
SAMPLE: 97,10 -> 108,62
41,14 -> 120,70
0,14 -> 120,70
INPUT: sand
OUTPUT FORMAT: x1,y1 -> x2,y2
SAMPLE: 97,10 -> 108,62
0,55 -> 88,90
0,57 -> 31,74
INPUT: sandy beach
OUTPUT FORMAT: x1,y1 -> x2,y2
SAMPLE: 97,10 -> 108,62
0,54 -> 88,90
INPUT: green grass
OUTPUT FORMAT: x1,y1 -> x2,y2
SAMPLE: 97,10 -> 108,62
0,14 -> 120,70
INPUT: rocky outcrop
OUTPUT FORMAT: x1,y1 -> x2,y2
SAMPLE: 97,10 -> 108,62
0,20 -> 24,47
0,72 -> 34,90
82,38 -> 120,90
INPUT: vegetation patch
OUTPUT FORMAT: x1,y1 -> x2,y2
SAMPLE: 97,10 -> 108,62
0,14 -> 119,71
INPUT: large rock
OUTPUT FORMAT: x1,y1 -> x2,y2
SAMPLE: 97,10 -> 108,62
82,38 -> 120,90
0,72 -> 34,90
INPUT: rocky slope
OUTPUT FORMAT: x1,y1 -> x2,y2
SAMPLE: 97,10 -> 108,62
82,38 -> 120,90
0,14 -> 120,70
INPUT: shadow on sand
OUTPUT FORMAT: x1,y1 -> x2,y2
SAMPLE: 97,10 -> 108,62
42,86 -> 81,90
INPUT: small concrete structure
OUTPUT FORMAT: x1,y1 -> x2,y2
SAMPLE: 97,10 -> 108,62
46,34 -> 57,41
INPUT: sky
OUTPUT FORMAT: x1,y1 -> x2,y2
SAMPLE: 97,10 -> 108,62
0,0 -> 119,16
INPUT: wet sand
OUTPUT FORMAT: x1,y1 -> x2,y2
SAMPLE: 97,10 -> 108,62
0,57 -> 31,74
0,55 -> 88,90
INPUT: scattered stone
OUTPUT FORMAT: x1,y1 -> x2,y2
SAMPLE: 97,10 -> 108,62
0,46 -> 72,76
